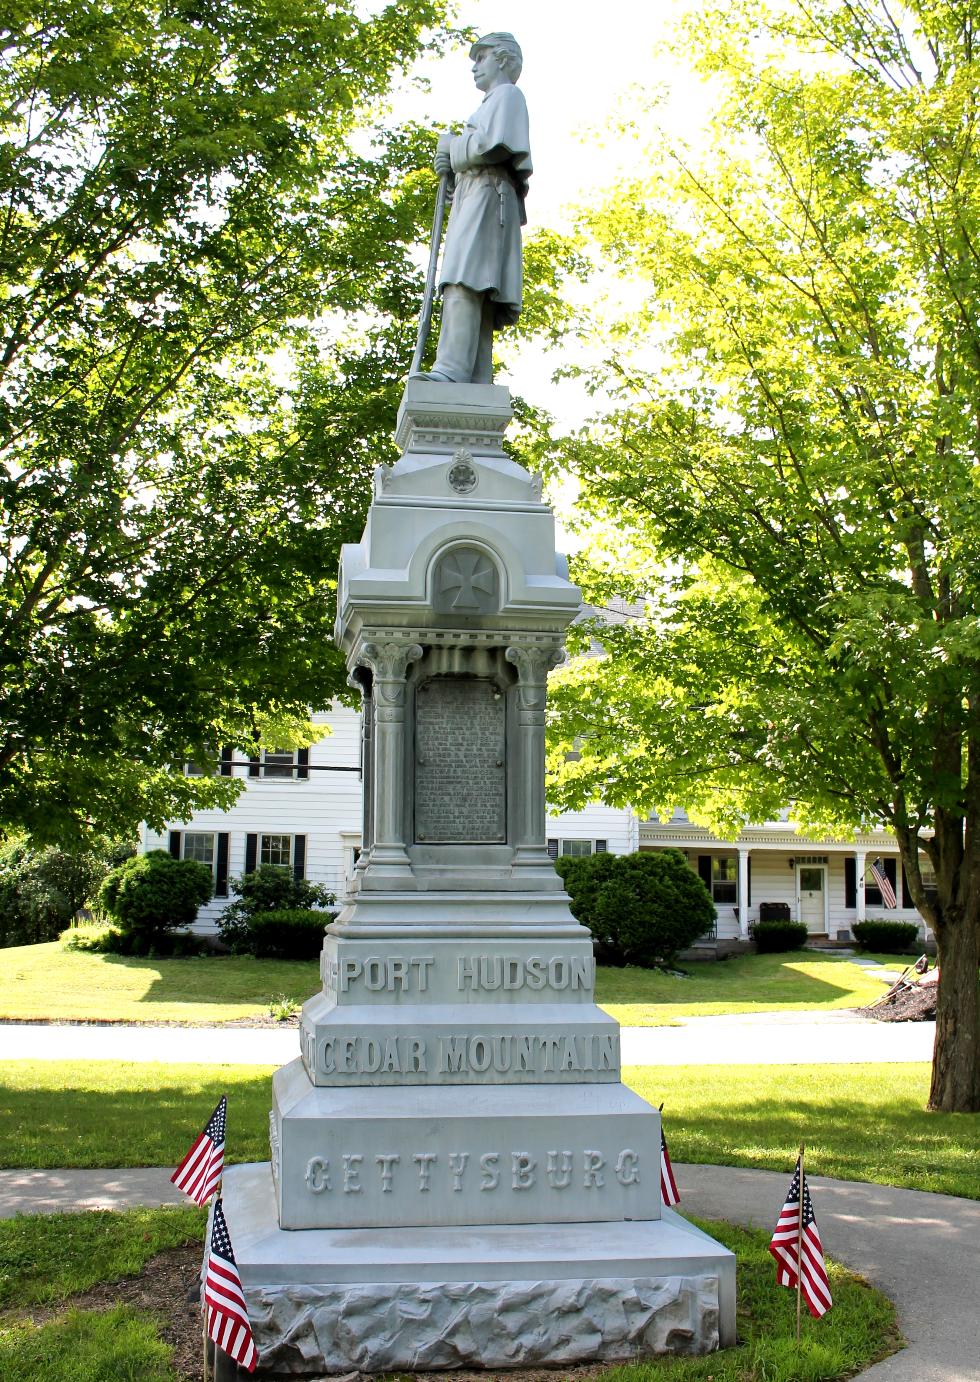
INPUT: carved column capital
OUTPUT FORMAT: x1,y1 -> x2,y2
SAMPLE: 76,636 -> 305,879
505,644 -> 563,711
360,640 -> 424,683
359,641 -> 423,714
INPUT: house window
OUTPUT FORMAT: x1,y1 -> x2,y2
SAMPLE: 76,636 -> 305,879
260,834 -> 293,869
711,856 -> 738,904
182,832 -> 216,872
247,747 -> 310,780
262,748 -> 296,779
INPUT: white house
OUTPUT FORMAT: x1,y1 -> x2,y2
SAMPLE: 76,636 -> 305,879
146,706 -> 931,942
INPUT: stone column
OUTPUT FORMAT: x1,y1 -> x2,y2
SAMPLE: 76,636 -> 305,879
854,847 -> 867,924
737,847 -> 751,939
347,667 -> 374,877
358,639 -> 422,880
506,644 -> 563,870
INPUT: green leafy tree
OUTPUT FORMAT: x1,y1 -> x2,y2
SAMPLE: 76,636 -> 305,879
546,0 -> 980,1110
0,836 -> 112,946
0,0 -> 452,843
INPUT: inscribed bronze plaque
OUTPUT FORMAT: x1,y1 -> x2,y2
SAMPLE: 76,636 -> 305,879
415,678 -> 506,843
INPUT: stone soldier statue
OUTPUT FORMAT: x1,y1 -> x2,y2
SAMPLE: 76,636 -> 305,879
413,32 -> 531,384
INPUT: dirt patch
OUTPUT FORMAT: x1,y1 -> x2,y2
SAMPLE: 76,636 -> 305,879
858,983 -> 937,1023
9,1245 -> 616,1381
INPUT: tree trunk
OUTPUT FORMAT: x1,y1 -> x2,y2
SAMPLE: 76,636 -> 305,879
929,913 -> 980,1112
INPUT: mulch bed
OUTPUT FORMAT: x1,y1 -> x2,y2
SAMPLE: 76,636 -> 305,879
858,983 -> 937,1023
17,1243 -> 612,1382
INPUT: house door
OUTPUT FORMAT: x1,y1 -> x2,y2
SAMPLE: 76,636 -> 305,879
798,866 -> 827,933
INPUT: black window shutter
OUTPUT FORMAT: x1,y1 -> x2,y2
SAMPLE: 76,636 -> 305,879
215,833 -> 230,897
697,855 -> 712,886
901,861 -> 910,909
168,831 -> 181,860
245,834 -> 257,873
844,857 -> 856,909
547,839 -> 559,859
293,834 -> 306,881
595,838 -> 607,854
747,856 -> 752,906
220,746 -> 234,777
296,747 -> 310,780
248,754 -> 261,778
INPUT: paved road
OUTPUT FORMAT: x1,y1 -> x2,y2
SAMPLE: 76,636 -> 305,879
0,1013 -> 936,1066
1,1163 -> 975,1381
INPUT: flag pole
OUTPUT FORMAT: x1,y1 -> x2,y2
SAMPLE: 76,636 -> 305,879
796,1142 -> 805,1343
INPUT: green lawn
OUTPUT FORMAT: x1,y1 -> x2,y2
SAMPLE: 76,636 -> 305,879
596,951 -> 892,1025
0,1207 -> 898,1382
0,941 -> 892,1025
1,1060 -> 975,1198
0,942 -> 319,1023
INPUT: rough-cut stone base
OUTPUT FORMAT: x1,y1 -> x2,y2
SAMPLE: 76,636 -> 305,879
219,1164 -> 736,1377
247,1273 -> 719,1375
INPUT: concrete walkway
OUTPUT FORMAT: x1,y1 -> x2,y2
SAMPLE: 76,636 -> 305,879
0,1164 -> 975,1381
0,1013 -> 936,1066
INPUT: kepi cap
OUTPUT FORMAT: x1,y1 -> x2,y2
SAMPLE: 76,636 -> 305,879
469,31 -> 523,66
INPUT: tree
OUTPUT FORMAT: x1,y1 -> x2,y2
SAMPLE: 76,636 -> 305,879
545,0 -> 980,1111
0,835 -> 112,946
0,0 -> 452,843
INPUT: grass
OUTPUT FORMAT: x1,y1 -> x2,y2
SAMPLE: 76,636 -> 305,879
0,940 -> 319,1023
0,1307 -> 180,1381
1,1060 -> 976,1199
0,1205 -> 202,1382
0,1204 -> 204,1307
0,1207 -> 898,1382
0,942 -> 894,1026
595,951 -> 892,1025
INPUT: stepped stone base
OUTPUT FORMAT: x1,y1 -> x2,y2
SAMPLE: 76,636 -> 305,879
217,1163 -> 736,1377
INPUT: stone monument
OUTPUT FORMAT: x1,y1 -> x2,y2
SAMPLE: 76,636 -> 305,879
214,32 -> 735,1378
216,380 -> 736,1374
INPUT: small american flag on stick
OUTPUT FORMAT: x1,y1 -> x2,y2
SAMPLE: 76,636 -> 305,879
204,1197 -> 257,1372
768,1152 -> 832,1325
869,858 -> 898,908
171,1096 -> 226,1206
659,1103 -> 680,1206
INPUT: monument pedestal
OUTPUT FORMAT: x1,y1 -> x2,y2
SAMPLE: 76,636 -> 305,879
221,382 -> 735,1374
221,1163 -> 734,1375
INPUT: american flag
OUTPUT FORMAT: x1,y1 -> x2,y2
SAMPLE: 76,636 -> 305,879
869,858 -> 898,908
204,1198 -> 257,1372
768,1158 -> 833,1319
171,1096 -> 225,1206
660,1122 -> 680,1206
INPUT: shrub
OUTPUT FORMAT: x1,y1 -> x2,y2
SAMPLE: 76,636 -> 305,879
852,919 -> 921,953
554,852 -> 619,933
98,850 -> 212,950
0,840 -> 113,948
559,849 -> 715,968
68,925 -> 208,957
217,865 -> 334,954
752,918 -> 809,953
244,909 -> 328,960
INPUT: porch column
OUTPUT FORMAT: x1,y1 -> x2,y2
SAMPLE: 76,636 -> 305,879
854,847 -> 867,924
737,847 -> 751,939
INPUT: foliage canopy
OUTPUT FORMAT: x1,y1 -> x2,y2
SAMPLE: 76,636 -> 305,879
0,0 -> 452,842
546,0 -> 980,1109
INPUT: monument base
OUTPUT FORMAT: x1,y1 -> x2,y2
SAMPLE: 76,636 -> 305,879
217,1163 -> 736,1377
